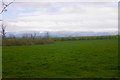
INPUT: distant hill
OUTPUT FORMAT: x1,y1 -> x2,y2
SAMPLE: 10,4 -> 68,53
6,30 -> 118,38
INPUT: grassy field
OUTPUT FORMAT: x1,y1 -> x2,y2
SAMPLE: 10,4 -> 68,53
2,39 -> 118,78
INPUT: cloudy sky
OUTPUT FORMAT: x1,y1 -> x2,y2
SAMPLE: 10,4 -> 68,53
0,0 -> 118,33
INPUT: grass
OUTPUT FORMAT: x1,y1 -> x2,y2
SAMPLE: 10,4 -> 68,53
2,39 -> 118,78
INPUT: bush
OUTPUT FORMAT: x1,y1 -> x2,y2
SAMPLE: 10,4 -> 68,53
2,38 -> 54,46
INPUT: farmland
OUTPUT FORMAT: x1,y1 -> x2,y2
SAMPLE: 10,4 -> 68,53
2,39 -> 118,78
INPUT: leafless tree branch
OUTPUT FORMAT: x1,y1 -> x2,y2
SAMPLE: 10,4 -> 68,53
0,0 -> 15,14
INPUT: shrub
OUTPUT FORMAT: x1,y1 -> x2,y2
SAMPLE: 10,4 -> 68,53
2,38 -> 54,46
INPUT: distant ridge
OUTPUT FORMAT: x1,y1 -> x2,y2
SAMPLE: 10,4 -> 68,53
6,30 -> 118,38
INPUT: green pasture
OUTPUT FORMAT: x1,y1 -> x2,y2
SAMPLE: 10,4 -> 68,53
2,39 -> 118,78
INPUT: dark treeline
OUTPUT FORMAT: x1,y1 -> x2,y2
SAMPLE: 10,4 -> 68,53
2,35 -> 118,46
54,35 -> 118,41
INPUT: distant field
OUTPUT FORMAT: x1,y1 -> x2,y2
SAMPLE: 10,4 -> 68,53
2,39 -> 118,78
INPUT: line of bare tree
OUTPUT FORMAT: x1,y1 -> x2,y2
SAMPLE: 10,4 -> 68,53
22,32 -> 50,39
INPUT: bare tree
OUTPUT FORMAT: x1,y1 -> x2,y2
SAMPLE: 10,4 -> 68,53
0,0 -> 15,38
1,23 -> 6,38
0,0 -> 15,14
30,33 -> 37,39
45,31 -> 50,39
22,33 -> 29,38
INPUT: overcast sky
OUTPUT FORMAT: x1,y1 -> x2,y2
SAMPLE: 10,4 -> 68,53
0,1 -> 118,32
